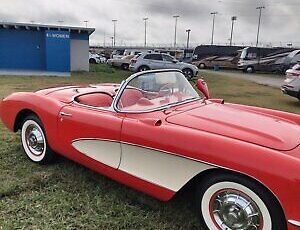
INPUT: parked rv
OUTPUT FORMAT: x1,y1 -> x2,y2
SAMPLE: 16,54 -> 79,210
193,52 -> 241,70
192,45 -> 244,61
237,47 -> 296,73
178,48 -> 195,63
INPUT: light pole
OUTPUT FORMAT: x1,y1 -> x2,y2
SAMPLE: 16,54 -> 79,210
173,15 -> 180,47
256,6 -> 265,47
83,20 -> 89,28
143,17 -> 148,47
186,29 -> 191,49
111,36 -> 114,48
112,19 -> 117,47
230,16 -> 237,46
210,12 -> 218,45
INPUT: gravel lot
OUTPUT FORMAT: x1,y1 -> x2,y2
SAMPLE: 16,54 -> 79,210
201,70 -> 285,88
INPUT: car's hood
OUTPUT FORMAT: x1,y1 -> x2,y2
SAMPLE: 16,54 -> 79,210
166,103 -> 300,151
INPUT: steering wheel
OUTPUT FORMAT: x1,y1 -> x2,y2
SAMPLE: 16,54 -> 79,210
158,84 -> 173,97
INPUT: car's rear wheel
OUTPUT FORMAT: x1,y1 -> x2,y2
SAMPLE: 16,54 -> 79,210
199,63 -> 206,69
21,115 -> 55,164
182,68 -> 194,80
196,173 -> 286,230
121,63 -> 129,70
138,65 -> 150,72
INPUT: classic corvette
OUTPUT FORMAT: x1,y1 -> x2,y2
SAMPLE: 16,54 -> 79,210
0,69 -> 300,230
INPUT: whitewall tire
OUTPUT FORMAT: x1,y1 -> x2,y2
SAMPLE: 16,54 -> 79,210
21,115 -> 55,164
196,173 -> 287,230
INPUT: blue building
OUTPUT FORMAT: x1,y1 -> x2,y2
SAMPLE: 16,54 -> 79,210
0,22 -> 95,76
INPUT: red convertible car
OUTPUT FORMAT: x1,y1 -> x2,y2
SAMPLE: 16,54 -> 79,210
0,70 -> 300,230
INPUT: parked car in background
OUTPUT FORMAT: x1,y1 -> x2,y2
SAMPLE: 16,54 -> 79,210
281,63 -> 300,100
89,53 -> 106,64
111,49 -> 125,59
123,49 -> 145,56
193,54 -> 241,70
107,55 -> 135,70
129,53 -> 198,79
282,50 -> 300,72
154,49 -> 185,60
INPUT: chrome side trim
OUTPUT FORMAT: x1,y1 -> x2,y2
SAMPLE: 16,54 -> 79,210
288,220 -> 300,227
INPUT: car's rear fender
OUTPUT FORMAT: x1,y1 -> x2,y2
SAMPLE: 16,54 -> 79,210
0,92 -> 65,152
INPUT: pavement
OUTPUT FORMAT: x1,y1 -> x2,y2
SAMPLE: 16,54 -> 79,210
201,70 -> 285,88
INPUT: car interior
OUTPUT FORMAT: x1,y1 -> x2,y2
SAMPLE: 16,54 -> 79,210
75,92 -> 114,108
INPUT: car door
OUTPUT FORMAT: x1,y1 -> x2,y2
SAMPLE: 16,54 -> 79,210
145,54 -> 165,69
57,104 -> 124,169
162,54 -> 177,69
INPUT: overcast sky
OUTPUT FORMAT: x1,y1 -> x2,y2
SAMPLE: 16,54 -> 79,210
1,0 -> 300,47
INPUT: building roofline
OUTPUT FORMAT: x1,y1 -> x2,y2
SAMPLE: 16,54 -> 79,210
0,22 -> 95,35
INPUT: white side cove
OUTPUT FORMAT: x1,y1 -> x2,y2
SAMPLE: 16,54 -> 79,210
72,139 -> 121,169
72,139 -> 214,192
119,143 -> 214,192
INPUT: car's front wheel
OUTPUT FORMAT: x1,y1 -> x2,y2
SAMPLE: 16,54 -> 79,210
196,173 -> 287,230
182,68 -> 194,80
246,66 -> 255,73
21,115 -> 55,164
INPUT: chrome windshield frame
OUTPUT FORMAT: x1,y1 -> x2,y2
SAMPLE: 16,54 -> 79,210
111,69 -> 201,114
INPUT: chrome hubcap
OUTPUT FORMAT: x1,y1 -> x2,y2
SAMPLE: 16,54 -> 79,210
210,189 -> 262,230
25,124 -> 45,156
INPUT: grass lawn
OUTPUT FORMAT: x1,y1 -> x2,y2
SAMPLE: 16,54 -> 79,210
0,65 -> 299,230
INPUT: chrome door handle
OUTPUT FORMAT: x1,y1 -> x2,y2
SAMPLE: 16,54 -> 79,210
60,112 -> 72,117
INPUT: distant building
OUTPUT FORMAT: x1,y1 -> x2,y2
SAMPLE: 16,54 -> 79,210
0,22 -> 95,76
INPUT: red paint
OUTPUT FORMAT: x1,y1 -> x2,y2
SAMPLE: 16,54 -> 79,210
0,82 -> 300,229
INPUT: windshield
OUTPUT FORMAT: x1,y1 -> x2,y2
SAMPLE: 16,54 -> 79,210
240,48 -> 248,59
117,71 -> 200,112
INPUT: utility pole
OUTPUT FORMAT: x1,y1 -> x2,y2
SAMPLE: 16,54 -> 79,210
173,15 -> 180,47
186,29 -> 191,49
143,17 -> 148,47
112,19 -> 117,47
256,6 -> 265,47
230,16 -> 237,46
210,12 -> 218,45
83,20 -> 89,28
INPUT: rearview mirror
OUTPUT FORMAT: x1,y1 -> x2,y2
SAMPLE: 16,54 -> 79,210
196,79 -> 210,99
